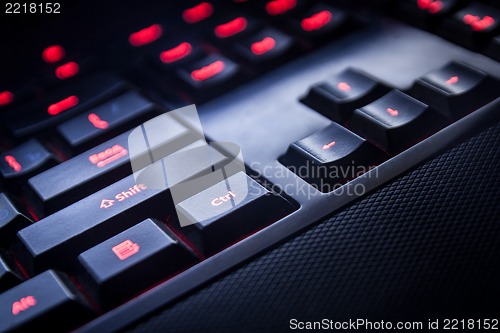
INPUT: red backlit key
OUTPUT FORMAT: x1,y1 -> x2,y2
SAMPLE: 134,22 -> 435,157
396,0 -> 459,28
279,123 -> 382,191
55,61 -> 79,80
411,62 -> 499,119
0,139 -> 56,193
77,219 -> 196,309
152,38 -> 204,68
16,145 -> 228,274
2,73 -> 127,138
56,91 -> 157,154
0,91 -> 14,107
129,24 -> 163,47
179,54 -> 239,92
172,172 -> 293,255
233,28 -> 294,63
291,4 -> 347,37
349,90 -> 444,154
0,270 -> 93,332
42,45 -> 65,64
439,3 -> 500,48
265,0 -> 298,16
183,2 -> 214,24
214,16 -> 248,39
301,68 -> 388,123
0,254 -> 22,292
0,193 -> 31,247
160,42 -> 193,64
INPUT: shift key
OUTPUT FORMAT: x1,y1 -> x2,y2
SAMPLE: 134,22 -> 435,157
16,145 -> 228,275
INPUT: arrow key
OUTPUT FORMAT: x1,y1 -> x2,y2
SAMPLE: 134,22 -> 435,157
349,90 -> 445,154
280,122 -> 382,191
411,61 -> 499,119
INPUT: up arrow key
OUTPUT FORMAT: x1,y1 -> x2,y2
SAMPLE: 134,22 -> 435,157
100,199 -> 115,209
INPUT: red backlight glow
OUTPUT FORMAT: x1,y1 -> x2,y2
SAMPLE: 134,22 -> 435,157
266,0 -> 297,16
55,61 -> 79,80
301,10 -> 332,32
89,144 -> 128,168
337,82 -> 351,92
112,240 -> 140,260
191,60 -> 225,81
214,17 -> 247,38
12,296 -> 37,315
160,42 -> 193,63
183,2 -> 213,24
0,91 -> 14,106
251,37 -> 276,55
42,45 -> 65,63
5,155 -> 22,172
47,95 -> 79,116
129,24 -> 163,47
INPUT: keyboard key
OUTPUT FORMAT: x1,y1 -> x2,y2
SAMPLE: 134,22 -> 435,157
263,0 -> 306,17
396,0 -> 460,28
411,62 -> 499,119
349,90 -> 444,153
77,219 -> 196,309
0,139 -> 57,193
27,115 -> 193,217
153,38 -> 204,69
2,73 -> 127,138
182,2 -> 215,24
290,4 -> 347,38
211,14 -> 259,42
439,3 -> 500,48
16,145 -> 228,274
173,172 -> 294,255
55,92 -> 158,155
233,28 -> 295,63
179,54 -> 239,87
0,193 -> 31,246
280,123 -> 382,191
301,68 -> 388,123
0,270 -> 92,332
0,254 -> 22,292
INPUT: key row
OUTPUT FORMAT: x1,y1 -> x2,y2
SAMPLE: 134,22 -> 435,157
282,61 -> 499,191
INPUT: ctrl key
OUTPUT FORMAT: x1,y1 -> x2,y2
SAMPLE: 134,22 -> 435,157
77,219 -> 197,309
0,270 -> 93,333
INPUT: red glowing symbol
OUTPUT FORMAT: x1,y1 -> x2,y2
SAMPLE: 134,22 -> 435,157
112,240 -> 140,260
42,45 -> 65,63
386,108 -> 399,117
4,155 -> 22,172
214,17 -> 247,38
191,60 -> 225,81
100,199 -> 115,209
322,141 -> 336,150
337,82 -> 351,92
417,0 -> 443,14
463,14 -> 495,31
183,2 -> 213,24
12,296 -> 37,315
251,37 -> 276,55
89,145 -> 129,168
446,76 -> 459,85
0,91 -> 14,106
55,61 -> 79,80
266,0 -> 297,16
301,10 -> 332,32
129,24 -> 163,47
47,95 -> 79,116
88,113 -> 109,129
160,42 -> 192,64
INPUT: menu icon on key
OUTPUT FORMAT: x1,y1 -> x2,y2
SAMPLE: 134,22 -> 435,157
112,240 -> 140,260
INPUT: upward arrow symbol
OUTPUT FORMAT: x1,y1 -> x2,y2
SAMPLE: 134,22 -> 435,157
100,199 -> 115,209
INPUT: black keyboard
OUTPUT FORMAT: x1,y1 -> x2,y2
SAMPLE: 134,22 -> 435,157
0,0 -> 499,332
